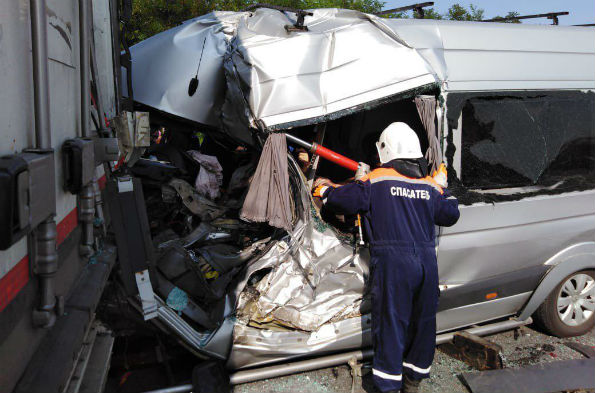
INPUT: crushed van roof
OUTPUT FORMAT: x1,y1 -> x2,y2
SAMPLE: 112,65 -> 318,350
127,8 -> 595,136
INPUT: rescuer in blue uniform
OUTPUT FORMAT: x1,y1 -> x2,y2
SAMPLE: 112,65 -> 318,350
313,122 -> 460,393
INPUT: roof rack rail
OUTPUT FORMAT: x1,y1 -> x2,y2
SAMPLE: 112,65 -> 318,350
573,23 -> 595,27
482,11 -> 569,25
243,3 -> 313,32
376,2 -> 434,19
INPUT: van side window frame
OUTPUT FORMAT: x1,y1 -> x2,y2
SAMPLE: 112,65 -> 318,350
444,90 -> 595,204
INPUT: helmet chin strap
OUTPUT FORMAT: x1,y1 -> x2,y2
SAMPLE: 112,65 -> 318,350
382,157 -> 429,178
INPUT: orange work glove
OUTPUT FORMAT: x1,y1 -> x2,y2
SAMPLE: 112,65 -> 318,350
432,163 -> 448,188
312,184 -> 330,198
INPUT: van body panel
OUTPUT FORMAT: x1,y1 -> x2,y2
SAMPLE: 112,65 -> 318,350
126,12 -> 245,128
437,264 -> 549,311
436,292 -> 532,332
518,243 -> 595,320
383,19 -> 595,91
438,192 -> 595,284
228,314 -> 372,370
0,0 -> 37,282
127,13 -> 595,148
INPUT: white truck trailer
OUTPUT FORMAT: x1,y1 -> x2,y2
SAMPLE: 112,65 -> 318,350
0,1 -> 121,391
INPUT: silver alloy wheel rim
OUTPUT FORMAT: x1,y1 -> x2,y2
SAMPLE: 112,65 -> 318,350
557,273 -> 595,327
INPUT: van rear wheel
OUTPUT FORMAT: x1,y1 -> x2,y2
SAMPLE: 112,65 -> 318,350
533,270 -> 595,337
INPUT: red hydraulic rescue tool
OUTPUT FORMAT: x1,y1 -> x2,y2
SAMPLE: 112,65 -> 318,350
285,133 -> 366,245
285,133 -> 360,172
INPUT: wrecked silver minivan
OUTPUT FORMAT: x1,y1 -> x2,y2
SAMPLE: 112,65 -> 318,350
111,7 -> 595,378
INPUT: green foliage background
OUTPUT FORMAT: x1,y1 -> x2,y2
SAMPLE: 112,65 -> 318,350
127,1 -> 520,44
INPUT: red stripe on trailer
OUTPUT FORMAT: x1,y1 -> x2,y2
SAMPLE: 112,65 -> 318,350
56,208 -> 78,246
1,206 -> 79,312
0,256 -> 29,312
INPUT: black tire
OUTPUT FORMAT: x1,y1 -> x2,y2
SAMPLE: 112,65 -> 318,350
533,269 -> 595,337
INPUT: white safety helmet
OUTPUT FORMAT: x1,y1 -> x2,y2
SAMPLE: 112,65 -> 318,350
376,122 -> 423,164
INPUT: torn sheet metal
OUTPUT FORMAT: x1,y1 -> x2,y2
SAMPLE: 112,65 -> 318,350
228,314 -> 372,369
236,234 -> 369,331
223,158 -> 372,368
113,111 -> 148,165
129,12 -> 594,139
127,12 -> 248,127
234,156 -> 370,329
129,9 -> 436,136
226,8 -> 436,130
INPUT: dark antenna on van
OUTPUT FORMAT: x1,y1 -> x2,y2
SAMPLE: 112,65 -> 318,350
188,36 -> 207,97
376,2 -> 435,19
482,11 -> 569,25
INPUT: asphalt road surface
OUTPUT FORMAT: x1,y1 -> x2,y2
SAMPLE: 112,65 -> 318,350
233,325 -> 595,393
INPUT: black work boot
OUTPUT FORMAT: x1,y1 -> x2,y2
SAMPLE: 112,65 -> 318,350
401,374 -> 421,393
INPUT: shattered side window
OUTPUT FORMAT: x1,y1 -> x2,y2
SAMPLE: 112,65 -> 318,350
461,93 -> 595,189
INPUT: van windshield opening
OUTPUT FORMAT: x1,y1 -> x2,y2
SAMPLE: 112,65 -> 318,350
287,95 -> 438,234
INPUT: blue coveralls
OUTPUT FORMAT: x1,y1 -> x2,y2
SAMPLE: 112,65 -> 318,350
320,165 -> 460,392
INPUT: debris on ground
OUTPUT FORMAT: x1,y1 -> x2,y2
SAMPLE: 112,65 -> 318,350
462,358 -> 595,393
438,331 -> 503,371
233,327 -> 595,393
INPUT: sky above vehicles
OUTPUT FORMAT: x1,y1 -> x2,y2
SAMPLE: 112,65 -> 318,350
382,0 -> 595,25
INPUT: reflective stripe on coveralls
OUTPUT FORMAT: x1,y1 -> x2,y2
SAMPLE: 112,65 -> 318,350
372,369 -> 402,381
320,167 -> 459,392
403,362 -> 432,373
372,363 -> 431,380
